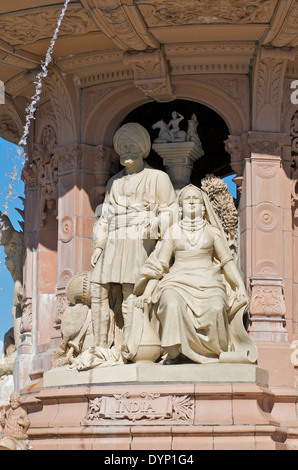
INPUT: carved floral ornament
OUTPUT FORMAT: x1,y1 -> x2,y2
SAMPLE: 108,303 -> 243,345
81,0 -> 159,50
0,6 -> 98,46
247,131 -> 287,156
136,0 -> 277,27
20,298 -> 32,334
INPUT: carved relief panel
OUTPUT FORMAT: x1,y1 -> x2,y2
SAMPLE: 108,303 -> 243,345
33,125 -> 58,227
137,0 -> 277,27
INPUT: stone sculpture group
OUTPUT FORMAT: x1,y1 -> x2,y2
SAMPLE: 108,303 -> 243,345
53,121 -> 257,370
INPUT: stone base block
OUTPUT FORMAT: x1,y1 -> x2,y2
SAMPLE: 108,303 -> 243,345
43,362 -> 269,387
19,363 -> 296,450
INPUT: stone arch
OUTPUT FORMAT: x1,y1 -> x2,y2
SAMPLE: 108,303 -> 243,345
1,95 -> 24,145
83,83 -> 149,146
43,67 -> 78,147
84,77 -> 248,149
172,77 -> 248,135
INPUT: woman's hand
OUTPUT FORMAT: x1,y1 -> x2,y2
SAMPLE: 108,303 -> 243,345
135,295 -> 152,309
91,247 -> 103,267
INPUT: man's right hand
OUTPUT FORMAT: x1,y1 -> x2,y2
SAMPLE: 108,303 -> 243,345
91,247 -> 103,267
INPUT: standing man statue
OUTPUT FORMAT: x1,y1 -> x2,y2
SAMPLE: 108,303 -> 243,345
90,123 -> 176,349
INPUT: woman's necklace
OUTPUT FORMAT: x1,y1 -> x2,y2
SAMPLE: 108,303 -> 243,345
179,219 -> 206,247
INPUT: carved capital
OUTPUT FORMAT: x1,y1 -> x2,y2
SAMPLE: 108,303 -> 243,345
54,144 -> 83,173
224,134 -> 245,176
123,49 -> 175,102
247,131 -> 287,157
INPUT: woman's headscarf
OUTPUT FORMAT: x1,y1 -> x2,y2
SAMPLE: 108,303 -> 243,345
113,123 -> 151,159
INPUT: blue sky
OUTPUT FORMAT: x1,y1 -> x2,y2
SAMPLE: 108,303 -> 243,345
0,136 -> 236,356
0,137 -> 24,355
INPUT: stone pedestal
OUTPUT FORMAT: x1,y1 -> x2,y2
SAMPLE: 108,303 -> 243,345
152,141 -> 204,190
19,363 -> 292,450
43,362 -> 268,387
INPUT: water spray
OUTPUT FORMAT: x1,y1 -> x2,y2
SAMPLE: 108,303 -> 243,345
18,0 -> 70,155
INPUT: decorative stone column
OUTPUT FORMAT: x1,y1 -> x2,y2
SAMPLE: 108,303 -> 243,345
241,131 -> 293,386
14,160 -> 38,392
241,45 -> 296,388
289,110 -> 298,386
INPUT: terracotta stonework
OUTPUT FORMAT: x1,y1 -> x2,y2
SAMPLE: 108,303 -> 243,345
0,0 -> 298,451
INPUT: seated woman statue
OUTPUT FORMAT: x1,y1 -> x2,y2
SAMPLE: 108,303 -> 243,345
126,184 -> 257,365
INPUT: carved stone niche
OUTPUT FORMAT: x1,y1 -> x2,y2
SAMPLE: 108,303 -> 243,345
123,49 -> 175,102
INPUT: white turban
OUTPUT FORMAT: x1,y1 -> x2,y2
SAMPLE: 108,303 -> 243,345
113,123 -> 151,159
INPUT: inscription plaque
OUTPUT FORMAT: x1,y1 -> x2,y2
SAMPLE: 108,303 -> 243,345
84,393 -> 193,423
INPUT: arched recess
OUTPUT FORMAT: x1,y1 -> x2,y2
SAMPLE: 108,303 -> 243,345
122,99 -> 231,183
84,76 -> 248,149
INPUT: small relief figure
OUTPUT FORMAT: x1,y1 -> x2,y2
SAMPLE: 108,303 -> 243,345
186,113 -> 202,148
152,119 -> 172,143
0,391 -> 31,450
152,111 -> 186,143
168,111 -> 186,142
128,184 -> 257,365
